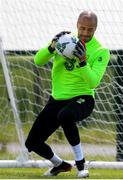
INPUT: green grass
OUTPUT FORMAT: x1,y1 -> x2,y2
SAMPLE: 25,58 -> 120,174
0,168 -> 123,179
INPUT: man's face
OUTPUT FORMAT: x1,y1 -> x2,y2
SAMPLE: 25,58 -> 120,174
77,16 -> 97,42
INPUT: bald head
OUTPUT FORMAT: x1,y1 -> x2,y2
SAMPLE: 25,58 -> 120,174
77,11 -> 98,42
78,11 -> 98,27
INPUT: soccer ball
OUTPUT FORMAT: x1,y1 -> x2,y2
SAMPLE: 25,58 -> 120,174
55,33 -> 79,59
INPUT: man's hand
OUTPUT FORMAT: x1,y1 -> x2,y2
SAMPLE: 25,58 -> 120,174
48,31 -> 71,53
73,39 -> 86,61
73,39 -> 87,67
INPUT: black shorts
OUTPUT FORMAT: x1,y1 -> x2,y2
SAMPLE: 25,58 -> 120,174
25,95 -> 95,148
47,95 -> 95,122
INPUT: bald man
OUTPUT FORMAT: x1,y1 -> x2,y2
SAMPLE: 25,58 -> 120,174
77,11 -> 97,42
25,11 -> 110,178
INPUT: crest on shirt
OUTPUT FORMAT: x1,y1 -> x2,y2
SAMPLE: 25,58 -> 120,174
64,59 -> 76,71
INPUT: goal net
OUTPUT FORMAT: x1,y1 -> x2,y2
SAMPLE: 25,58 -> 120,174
0,0 -> 123,169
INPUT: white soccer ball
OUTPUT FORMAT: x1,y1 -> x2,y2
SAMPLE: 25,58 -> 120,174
55,33 -> 79,59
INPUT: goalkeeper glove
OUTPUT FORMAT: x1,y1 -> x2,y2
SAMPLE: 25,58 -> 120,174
73,39 -> 86,67
48,31 -> 71,53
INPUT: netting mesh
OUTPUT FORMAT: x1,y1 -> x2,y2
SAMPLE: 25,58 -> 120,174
0,0 -> 123,163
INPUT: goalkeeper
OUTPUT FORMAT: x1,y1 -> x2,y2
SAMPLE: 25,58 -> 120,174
25,10 -> 110,178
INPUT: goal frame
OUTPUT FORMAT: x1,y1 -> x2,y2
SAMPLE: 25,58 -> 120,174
1,37 -> 123,169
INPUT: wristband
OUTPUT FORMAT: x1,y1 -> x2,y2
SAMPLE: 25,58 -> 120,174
48,45 -> 55,54
79,60 -> 86,67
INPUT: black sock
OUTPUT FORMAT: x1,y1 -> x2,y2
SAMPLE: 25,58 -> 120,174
75,158 -> 85,171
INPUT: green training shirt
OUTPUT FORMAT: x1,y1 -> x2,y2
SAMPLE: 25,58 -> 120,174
34,36 -> 110,100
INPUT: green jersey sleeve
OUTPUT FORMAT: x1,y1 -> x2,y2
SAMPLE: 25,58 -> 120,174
34,47 -> 54,65
80,47 -> 110,89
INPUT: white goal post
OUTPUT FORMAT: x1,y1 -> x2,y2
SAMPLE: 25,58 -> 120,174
0,0 -> 123,169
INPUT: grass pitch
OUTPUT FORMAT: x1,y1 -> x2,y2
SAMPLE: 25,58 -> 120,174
0,168 -> 123,179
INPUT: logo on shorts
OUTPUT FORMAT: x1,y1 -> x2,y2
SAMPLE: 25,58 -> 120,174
76,98 -> 85,104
